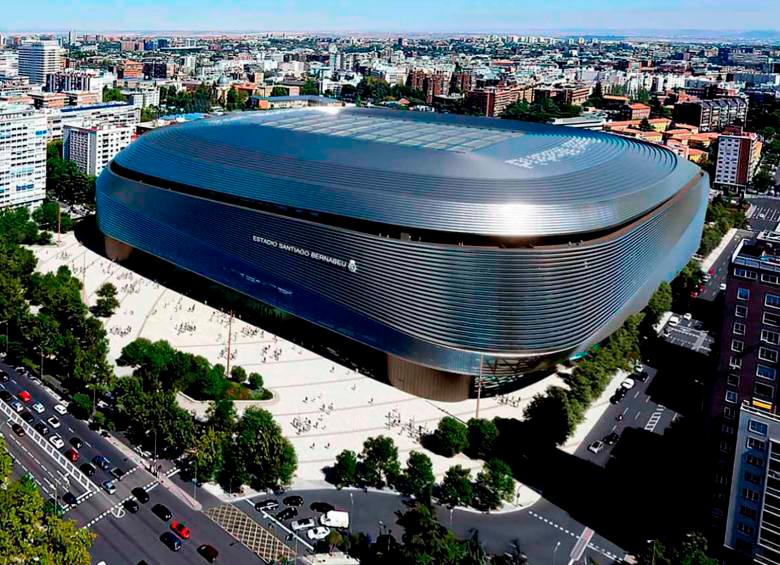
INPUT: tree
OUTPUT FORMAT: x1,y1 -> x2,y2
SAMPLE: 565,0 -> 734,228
301,79 -> 319,95
248,372 -> 264,390
234,407 -> 297,490
325,529 -> 343,552
398,451 -> 435,501
332,449 -> 359,488
32,201 -> 73,233
189,427 -> 225,482
438,465 -> 473,508
395,503 -> 466,563
523,386 -> 581,447
466,418 -> 499,459
230,365 -> 247,383
433,416 -> 469,457
69,392 -> 93,419
645,281 -> 673,326
473,459 -> 515,510
94,282 -> 119,317
637,532 -> 716,565
208,398 -> 237,432
102,86 -> 125,102
638,117 -> 654,131
270,86 -> 288,97
753,169 -> 774,193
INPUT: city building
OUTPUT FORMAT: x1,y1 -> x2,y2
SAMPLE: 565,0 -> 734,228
118,60 -> 144,80
673,97 -> 749,132
97,107 -> 708,401
0,103 -> 47,209
64,123 -> 133,176
467,84 -> 533,117
45,69 -> 97,93
122,88 -> 160,108
47,102 -> 140,142
18,41 -> 63,85
714,129 -> 763,193
718,232 -> 780,564
142,59 -> 175,79
622,103 -> 651,121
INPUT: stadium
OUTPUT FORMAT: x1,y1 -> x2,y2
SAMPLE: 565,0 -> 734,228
96,107 -> 708,401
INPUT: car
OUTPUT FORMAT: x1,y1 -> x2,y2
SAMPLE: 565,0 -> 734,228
11,423 -> 24,436
310,501 -> 336,513
160,532 -> 182,552
170,520 -> 191,539
69,437 -> 83,449
609,394 -> 623,405
307,526 -> 331,541
110,467 -> 125,481
92,455 -> 111,471
31,402 -> 45,414
277,507 -> 297,521
17,390 -> 31,403
65,448 -> 79,462
254,498 -> 279,512
197,544 -> 219,563
690,291 -> 700,299
0,371 -> 8,382
633,362 -> 643,373
123,498 -> 140,513
10,400 -> 23,413
53,404 -> 67,415
635,370 -> 649,383
46,416 -> 60,429
152,503 -> 172,521
15,366 -> 26,375
720,283 -> 727,291
80,463 -> 96,477
291,517 -> 316,531
49,434 -> 64,448
588,440 -> 605,454
320,510 -> 350,528
34,422 -> 49,436
620,378 -> 636,390
20,411 -> 34,424
603,432 -> 620,446
0,390 -> 11,402
683,312 -> 692,321
132,487 -> 150,504
283,495 -> 304,507
62,492 -> 78,506
102,480 -> 116,495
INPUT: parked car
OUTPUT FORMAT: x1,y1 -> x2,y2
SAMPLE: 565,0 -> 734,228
603,432 -> 620,446
49,434 -> 64,448
291,517 -> 316,531
17,390 -> 31,403
65,448 -> 79,462
11,423 -> 25,436
102,480 -> 116,495
254,499 -> 279,512
283,495 -> 304,507
31,402 -> 45,414
307,526 -> 331,541
0,390 -> 11,402
170,520 -> 191,540
34,422 -> 49,436
92,455 -> 111,471
10,400 -> 23,413
277,507 -> 297,521
53,404 -> 67,415
132,487 -> 150,504
310,501 -> 335,513
69,437 -> 83,449
20,411 -> 34,424
197,544 -> 219,563
110,467 -> 125,481
668,315 -> 681,326
159,532 -> 182,552
720,283 -> 727,291
123,499 -> 140,513
683,312 -> 692,321
620,378 -> 636,390
46,416 -> 60,429
80,463 -> 96,477
588,440 -> 605,454
152,503 -> 172,521
320,510 -> 350,529
62,492 -> 78,506
0,371 -> 8,382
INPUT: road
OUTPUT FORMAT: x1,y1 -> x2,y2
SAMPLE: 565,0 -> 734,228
698,229 -> 752,302
747,198 -> 780,232
0,362 -> 261,565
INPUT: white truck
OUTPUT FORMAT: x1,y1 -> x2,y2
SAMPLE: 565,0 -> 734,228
320,510 -> 349,529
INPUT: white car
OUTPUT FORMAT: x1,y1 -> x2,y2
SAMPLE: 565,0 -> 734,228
620,378 -> 636,390
720,283 -> 727,291
307,526 -> 331,541
668,315 -> 680,326
47,416 -> 60,429
10,400 -> 23,413
683,312 -> 692,321
291,517 -> 316,531
633,362 -> 643,373
49,434 -> 64,448
32,402 -> 45,414
588,440 -> 604,454
102,480 -> 116,495
53,404 -> 67,415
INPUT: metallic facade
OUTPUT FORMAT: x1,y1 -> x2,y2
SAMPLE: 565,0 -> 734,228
97,107 -> 708,380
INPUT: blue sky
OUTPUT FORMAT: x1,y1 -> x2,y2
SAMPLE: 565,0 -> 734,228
3,0 -> 778,32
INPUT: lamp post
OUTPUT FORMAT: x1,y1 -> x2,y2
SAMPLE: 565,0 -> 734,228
449,507 -> 454,530
349,492 -> 354,533
553,540 -> 561,565
1,320 -> 8,357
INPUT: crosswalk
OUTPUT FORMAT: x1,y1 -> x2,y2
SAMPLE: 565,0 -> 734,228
645,405 -> 665,433
748,205 -> 780,223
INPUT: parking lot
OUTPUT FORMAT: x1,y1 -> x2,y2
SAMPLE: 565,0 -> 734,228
747,197 -> 780,232
661,316 -> 715,355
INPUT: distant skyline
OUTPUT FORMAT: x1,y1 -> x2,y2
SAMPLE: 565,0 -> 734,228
3,0 -> 779,34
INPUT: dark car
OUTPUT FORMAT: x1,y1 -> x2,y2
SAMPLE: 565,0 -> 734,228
152,503 -> 172,521
62,492 -> 78,506
110,467 -> 125,481
80,463 -> 96,477
197,544 -> 219,563
283,495 -> 304,507
20,411 -> 34,424
0,371 -> 9,382
92,455 -> 111,471
34,422 -> 49,436
603,432 -> 620,446
634,370 -> 649,383
160,531 -> 182,552
310,501 -> 335,513
0,390 -> 11,402
69,437 -> 83,449
11,423 -> 24,436
254,498 -> 279,512
123,498 -> 140,513
132,487 -> 150,504
277,507 -> 298,521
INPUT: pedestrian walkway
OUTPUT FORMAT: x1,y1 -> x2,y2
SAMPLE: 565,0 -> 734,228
700,228 -> 738,272
205,504 -> 295,562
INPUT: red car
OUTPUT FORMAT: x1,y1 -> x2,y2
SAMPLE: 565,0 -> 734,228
170,520 -> 190,540
18,391 -> 31,403
65,448 -> 79,462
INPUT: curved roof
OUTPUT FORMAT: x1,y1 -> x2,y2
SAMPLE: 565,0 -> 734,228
112,106 -> 703,237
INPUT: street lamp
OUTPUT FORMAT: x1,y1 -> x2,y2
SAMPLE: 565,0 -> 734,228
449,507 -> 454,529
349,492 -> 354,533
553,540 -> 561,565
1,320 -> 8,357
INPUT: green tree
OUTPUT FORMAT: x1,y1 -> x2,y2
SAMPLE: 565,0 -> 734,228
466,418 -> 499,459
208,398 -> 237,432
754,169 -> 775,193
189,427 -> 225,482
637,532 -> 716,565
433,416 -> 469,457
635,88 -> 651,105
234,407 -> 297,490
438,465 -> 473,508
270,86 -> 288,97
230,365 -> 247,382
473,459 -> 515,510
523,386 -> 582,447
102,86 -> 125,102
69,392 -> 93,419
93,282 -> 119,317
301,79 -> 319,95
248,372 -> 264,390
359,435 -> 401,488
32,201 -> 73,232
638,117 -> 654,131
645,281 -> 673,326
332,449 -> 359,488
397,451 -> 435,501
395,503 -> 466,563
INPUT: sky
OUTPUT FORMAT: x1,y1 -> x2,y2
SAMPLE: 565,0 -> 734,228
3,0 -> 779,33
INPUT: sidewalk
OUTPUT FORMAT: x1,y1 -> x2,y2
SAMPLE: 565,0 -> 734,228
700,227 -> 738,272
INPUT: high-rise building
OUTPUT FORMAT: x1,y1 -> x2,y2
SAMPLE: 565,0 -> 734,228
18,41 -> 63,85
0,104 -> 47,209
64,123 -> 132,176
328,44 -> 339,76
68,30 -> 76,45
118,60 -> 144,80
45,69 -> 96,93
46,102 -> 140,142
0,51 -> 18,78
673,97 -> 749,132
715,129 -> 764,193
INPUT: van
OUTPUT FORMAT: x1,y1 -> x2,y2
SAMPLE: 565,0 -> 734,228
320,510 -> 349,529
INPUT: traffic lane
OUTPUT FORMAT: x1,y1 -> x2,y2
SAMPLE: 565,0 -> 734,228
1,423 -> 72,500
699,231 -> 750,301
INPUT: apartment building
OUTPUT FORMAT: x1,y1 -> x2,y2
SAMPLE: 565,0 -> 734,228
18,41 -> 63,85
0,103 -> 47,209
45,69 -> 97,93
673,97 -> 749,132
64,124 -> 132,176
45,102 -> 140,142
715,129 -> 763,193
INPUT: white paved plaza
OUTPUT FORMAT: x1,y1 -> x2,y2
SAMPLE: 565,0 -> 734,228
31,234 -> 581,494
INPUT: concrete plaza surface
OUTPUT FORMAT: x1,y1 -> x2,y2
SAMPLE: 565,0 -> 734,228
31,233 -> 610,503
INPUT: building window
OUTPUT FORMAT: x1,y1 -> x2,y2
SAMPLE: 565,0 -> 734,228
728,374 -> 741,387
738,288 -> 752,300
757,365 -> 777,381
726,390 -> 739,404
734,322 -> 746,335
767,294 -> 780,309
742,487 -> 761,502
736,305 -> 748,318
749,420 -> 769,436
732,340 -> 745,353
747,454 -> 764,467
730,356 -> 743,370
722,424 -> 736,435
765,312 -> 780,327
724,405 -> 736,419
740,505 -> 758,519
737,522 -> 756,535
762,274 -> 780,286
747,437 -> 766,451
760,348 -> 780,363
744,471 -> 762,485
762,330 -> 780,345
754,382 -> 774,399
735,269 -> 758,281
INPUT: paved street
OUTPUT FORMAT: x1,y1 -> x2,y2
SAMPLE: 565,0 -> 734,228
698,229 -> 752,301
747,198 -> 780,232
